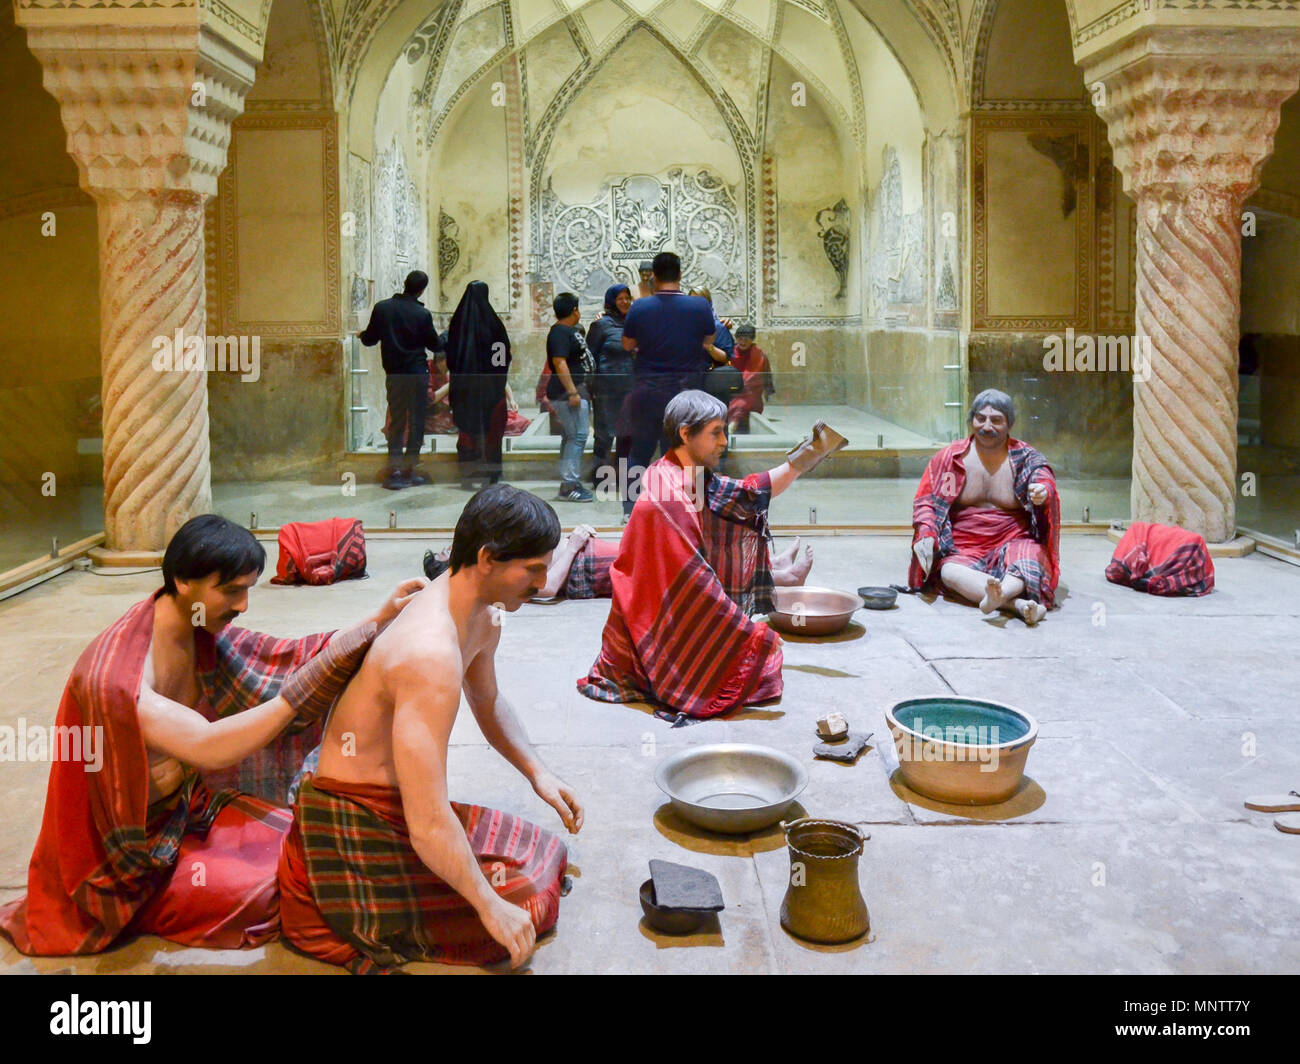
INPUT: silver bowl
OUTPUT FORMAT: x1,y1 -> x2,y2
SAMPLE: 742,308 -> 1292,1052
655,743 -> 809,834
767,586 -> 865,636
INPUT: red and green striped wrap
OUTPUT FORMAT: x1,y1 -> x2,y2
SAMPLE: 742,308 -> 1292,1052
292,775 -> 568,974
0,592 -> 334,956
578,451 -> 782,721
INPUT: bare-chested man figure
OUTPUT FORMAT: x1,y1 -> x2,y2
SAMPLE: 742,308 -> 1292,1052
1,515 -> 415,956
907,389 -> 1061,625
279,485 -> 582,973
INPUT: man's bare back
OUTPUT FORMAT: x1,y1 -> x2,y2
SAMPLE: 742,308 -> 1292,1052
957,440 -> 1018,510
318,580 -> 496,784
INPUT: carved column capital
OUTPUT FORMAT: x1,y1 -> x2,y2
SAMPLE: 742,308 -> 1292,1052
17,19 -> 257,201
1086,26 -> 1300,206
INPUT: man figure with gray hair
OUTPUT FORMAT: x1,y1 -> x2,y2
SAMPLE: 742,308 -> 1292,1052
908,389 -> 1060,625
580,390 -> 844,721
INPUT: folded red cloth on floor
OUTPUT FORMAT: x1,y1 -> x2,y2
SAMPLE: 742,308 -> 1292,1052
271,518 -> 367,585
1105,521 -> 1214,596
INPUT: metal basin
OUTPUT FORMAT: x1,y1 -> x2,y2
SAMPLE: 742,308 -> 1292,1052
767,586 -> 864,636
655,744 -> 808,834
857,585 -> 898,610
886,696 -> 1039,805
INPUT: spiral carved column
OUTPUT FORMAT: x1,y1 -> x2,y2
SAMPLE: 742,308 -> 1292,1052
1087,28 -> 1300,542
16,16 -> 257,554
98,192 -> 212,550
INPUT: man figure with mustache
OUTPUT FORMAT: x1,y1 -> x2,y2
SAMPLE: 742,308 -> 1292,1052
1,515 -> 419,956
908,389 -> 1060,625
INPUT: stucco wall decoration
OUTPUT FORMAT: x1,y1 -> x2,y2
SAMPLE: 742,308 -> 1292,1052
540,167 -> 747,316
867,145 -> 925,322
438,208 -> 461,302
816,198 -> 850,297
347,152 -> 372,322
371,138 -> 426,303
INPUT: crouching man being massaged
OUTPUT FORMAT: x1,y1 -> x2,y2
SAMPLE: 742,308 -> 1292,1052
279,485 -> 582,973
908,389 -> 1061,625
0,515 -> 421,956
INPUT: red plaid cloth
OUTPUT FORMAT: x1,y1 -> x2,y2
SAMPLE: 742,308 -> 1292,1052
0,592 -> 334,956
271,518 -> 367,586
1106,521 -> 1214,596
565,537 -> 619,599
578,452 -> 781,721
280,775 -> 567,974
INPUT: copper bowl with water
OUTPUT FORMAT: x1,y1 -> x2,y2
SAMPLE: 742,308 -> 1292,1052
767,586 -> 864,636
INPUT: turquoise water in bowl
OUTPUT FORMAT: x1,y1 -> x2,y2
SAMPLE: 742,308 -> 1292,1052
891,697 -> 1031,746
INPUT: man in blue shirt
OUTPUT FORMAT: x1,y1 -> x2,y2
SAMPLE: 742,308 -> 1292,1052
618,252 -> 728,517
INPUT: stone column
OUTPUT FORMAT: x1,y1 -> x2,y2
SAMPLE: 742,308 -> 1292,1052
17,15 -> 257,553
1086,28 -> 1300,543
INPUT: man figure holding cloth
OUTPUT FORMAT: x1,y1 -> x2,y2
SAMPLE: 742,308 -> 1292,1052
0,515 -> 420,956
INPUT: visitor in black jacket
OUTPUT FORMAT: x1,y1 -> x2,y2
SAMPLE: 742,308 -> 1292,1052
358,270 -> 443,490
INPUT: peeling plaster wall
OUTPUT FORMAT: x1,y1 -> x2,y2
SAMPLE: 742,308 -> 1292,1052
429,71 -> 511,316
967,0 -> 1133,476
546,34 -> 743,201
765,54 -> 855,320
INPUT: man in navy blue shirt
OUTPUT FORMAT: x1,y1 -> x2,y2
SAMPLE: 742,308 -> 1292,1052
618,252 -> 728,516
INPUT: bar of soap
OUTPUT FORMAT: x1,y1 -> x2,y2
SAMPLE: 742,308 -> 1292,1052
817,712 -> 849,740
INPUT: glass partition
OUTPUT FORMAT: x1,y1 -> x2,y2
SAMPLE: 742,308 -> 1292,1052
210,363 -> 1135,535
0,376 -> 103,577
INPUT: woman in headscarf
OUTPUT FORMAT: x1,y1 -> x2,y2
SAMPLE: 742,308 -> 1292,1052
444,280 -> 512,486
585,283 -> 633,486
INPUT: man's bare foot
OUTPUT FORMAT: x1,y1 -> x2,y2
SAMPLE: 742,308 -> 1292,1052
785,544 -> 813,585
979,577 -> 1004,615
1013,598 -> 1046,626
772,536 -> 801,569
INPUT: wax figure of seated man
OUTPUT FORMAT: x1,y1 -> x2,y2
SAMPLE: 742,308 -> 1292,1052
579,390 -> 846,721
423,527 -> 813,601
907,389 -> 1060,626
279,485 -> 582,973
0,515 -> 421,957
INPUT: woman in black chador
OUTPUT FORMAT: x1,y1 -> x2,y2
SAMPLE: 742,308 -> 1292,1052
444,280 -> 512,486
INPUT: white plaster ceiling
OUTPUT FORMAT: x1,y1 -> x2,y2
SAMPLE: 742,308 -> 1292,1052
404,0 -> 861,146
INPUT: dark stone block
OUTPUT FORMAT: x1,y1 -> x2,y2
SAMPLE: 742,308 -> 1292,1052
648,859 -> 724,912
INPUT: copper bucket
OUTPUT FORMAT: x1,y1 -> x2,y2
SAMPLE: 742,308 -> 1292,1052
779,818 -> 870,945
